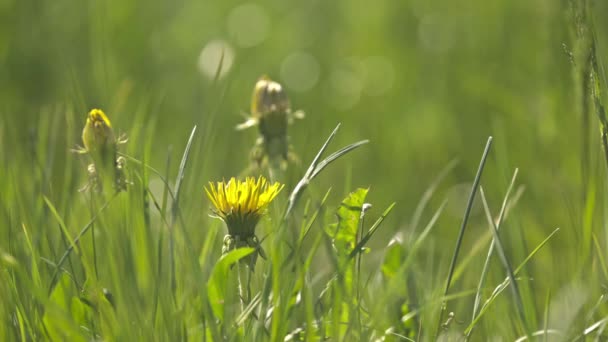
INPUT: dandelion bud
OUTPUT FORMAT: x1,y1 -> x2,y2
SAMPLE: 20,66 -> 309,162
79,109 -> 128,194
250,76 -> 290,139
82,109 -> 116,155
251,76 -> 291,118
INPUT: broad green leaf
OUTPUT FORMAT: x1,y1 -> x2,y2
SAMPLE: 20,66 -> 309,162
382,240 -> 403,279
42,274 -> 87,342
207,247 -> 255,321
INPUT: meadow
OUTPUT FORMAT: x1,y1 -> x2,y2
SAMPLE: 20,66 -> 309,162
2,0 -> 608,340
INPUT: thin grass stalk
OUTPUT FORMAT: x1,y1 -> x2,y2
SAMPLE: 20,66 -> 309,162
435,136 -> 493,339
89,192 -> 99,280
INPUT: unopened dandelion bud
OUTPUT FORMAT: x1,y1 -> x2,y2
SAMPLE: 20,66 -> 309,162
82,109 -> 117,186
251,77 -> 290,140
237,76 -> 303,172
82,109 -> 116,159
79,109 -> 129,194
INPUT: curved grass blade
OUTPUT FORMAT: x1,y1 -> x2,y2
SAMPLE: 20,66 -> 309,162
464,227 -> 560,334
284,123 -> 368,219
478,187 -> 531,338
310,139 -> 369,180
467,168 -> 519,340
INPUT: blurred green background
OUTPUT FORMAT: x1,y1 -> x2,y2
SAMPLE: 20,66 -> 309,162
3,0 -> 608,336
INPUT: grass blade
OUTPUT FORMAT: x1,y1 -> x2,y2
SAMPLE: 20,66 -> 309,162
310,139 -> 369,179
348,202 -> 396,260
435,136 -> 492,338
284,124 -> 368,219
464,227 -> 560,334
467,168 -> 519,340
48,193 -> 118,294
169,125 -> 197,296
478,186 -> 531,338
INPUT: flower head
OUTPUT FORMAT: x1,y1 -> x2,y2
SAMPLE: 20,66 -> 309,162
205,176 -> 284,237
250,75 -> 291,120
82,109 -> 116,153
236,76 -> 304,134
78,109 -> 128,194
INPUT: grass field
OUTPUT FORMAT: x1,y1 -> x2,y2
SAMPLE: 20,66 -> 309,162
2,0 -> 608,340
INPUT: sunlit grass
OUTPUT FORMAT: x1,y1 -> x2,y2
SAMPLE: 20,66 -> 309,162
3,0 -> 608,341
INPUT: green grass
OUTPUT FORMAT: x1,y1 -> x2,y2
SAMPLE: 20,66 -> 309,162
3,0 -> 608,340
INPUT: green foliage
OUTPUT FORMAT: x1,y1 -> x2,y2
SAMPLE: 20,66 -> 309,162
207,247 -> 254,321
3,0 -> 608,340
326,188 -> 368,257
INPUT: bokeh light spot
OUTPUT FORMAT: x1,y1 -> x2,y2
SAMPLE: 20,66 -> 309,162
197,39 -> 235,80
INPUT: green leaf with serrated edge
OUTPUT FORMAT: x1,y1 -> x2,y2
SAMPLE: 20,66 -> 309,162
324,187 -> 368,328
326,188 -> 368,256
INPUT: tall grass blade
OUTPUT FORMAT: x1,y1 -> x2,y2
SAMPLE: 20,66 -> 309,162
169,125 -> 197,296
435,136 -> 492,338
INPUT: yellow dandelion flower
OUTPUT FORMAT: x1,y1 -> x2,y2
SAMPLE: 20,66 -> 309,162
205,176 -> 284,238
82,108 -> 116,153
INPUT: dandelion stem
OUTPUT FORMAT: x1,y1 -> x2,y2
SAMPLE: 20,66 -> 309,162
235,238 -> 246,312
89,191 -> 99,280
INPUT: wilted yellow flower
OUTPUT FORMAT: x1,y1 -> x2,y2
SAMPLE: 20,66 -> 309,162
251,76 -> 290,120
82,109 -> 116,154
237,76 -> 304,170
205,176 -> 284,238
236,76 -> 303,132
